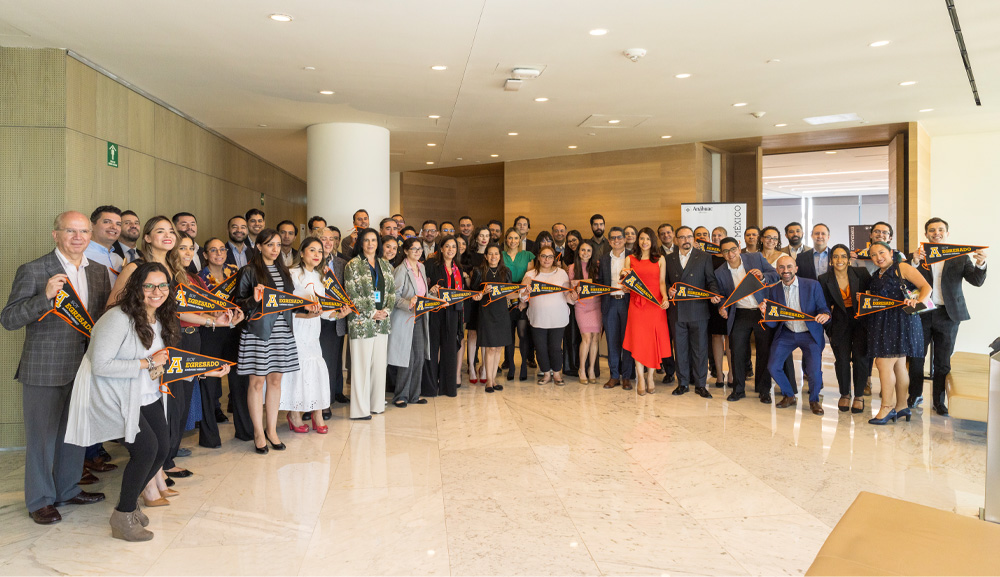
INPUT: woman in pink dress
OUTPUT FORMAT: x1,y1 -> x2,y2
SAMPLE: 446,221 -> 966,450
621,228 -> 671,395
567,242 -> 603,384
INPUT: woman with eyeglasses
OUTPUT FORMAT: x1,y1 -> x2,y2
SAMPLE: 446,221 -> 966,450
233,228 -> 299,452
502,228 -> 535,382
462,227 -> 491,383
469,244 -> 515,392
520,246 -> 577,386
344,228 -> 397,419
759,226 -> 784,266
387,238 -> 431,407
68,262 -> 229,541
424,235 -> 463,397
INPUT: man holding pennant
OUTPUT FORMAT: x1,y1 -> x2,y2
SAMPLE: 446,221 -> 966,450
907,217 -> 988,415
2,211 -> 112,525
714,237 -> 780,403
759,255 -> 830,415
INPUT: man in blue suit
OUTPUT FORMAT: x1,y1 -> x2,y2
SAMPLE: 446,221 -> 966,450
715,237 -> 778,403
760,255 -> 831,415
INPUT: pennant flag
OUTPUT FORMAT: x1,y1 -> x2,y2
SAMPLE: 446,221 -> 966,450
721,273 -> 771,308
670,282 -> 722,303
576,281 -> 615,300
621,269 -> 660,306
413,296 -> 447,319
322,267 -> 358,314
920,243 -> 988,268
761,299 -> 815,326
317,295 -> 347,311
697,240 -> 722,255
853,245 -> 872,260
211,272 -> 240,300
39,280 -> 94,338
484,283 -> 522,305
527,279 -> 570,299
160,347 -> 236,386
174,283 -> 237,314
253,286 -> 314,319
854,292 -> 907,318
437,287 -> 481,306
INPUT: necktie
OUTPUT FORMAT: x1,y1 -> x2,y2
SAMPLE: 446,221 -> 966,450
127,248 -> 136,262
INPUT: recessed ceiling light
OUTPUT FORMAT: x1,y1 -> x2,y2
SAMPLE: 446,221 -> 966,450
869,40 -> 891,47
302,66 -> 315,71
426,161 -> 435,165
608,119 -> 621,124
490,154 -> 499,158
568,145 -> 577,149
319,90 -> 334,95
269,14 -> 293,22
774,123 -> 788,127
732,102 -> 748,107
508,132 -> 518,136
258,124 -> 268,127
919,108 -> 934,112
534,97 -> 549,102
674,73 -> 691,79
427,143 -> 436,147
589,29 -> 608,36
803,112 -> 863,125
899,81 -> 917,86
661,135 -> 672,139
456,157 -> 463,160
431,65 -> 448,71
428,115 -> 440,119
825,151 -> 838,154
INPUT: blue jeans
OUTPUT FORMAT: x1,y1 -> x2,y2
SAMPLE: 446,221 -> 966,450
604,297 -> 634,380
768,330 -> 824,402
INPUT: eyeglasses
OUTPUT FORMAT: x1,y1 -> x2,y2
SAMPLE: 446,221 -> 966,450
407,246 -> 423,253
207,247 -> 226,254
441,228 -> 454,234
762,236 -> 779,241
609,235 -> 624,241
539,254 -> 555,260
58,228 -> 91,236
142,283 -> 170,292
721,247 -> 740,255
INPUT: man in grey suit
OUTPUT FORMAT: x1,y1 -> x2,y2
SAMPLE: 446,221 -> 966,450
1,211 -> 112,524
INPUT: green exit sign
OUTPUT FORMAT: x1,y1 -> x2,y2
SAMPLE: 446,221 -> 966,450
107,142 -> 119,168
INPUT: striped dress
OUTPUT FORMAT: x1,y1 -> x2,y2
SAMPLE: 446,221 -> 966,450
238,264 -> 299,375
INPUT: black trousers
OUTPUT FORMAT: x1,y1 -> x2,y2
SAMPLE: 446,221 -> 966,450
562,304 -> 581,376
197,325 -> 230,448
532,326 -> 566,374
829,307 -> 869,397
729,308 -> 774,395
319,320 -> 345,401
908,307 -> 958,403
163,330 -> 198,470
504,307 -> 532,378
675,320 -> 708,387
425,309 -> 459,397
119,402 -> 169,513
224,327 -> 253,442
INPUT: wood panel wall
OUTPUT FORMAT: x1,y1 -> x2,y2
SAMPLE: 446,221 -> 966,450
907,122 -> 932,250
399,171 -> 504,231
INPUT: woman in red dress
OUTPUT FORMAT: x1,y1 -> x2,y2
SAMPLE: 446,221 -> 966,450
622,228 -> 671,395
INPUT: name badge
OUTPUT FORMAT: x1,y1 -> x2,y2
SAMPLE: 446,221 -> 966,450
373,290 -> 381,302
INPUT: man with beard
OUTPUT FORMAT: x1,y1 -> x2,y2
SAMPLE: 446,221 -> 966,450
244,208 -> 266,248
341,209 -> 370,256
795,223 -> 831,280
781,222 -> 808,259
743,226 -> 761,253
658,223 -> 675,257
458,216 -> 474,245
113,210 -> 142,263
488,219 -> 503,243
586,214 -> 610,261
225,215 -> 252,268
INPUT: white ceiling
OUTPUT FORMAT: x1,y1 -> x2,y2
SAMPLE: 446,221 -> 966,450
3,0 -> 999,180
762,146 -> 888,200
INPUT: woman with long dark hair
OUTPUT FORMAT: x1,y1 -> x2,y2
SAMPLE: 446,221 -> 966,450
462,227 -> 490,383
621,228 -> 671,395
567,241 -> 602,384
469,244 -> 515,392
819,244 -> 871,413
520,246 -> 576,386
197,237 -> 241,436
425,235 -> 463,397
233,228 -> 299,452
502,227 -> 534,381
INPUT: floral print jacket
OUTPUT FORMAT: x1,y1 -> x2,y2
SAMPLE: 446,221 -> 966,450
344,256 -> 397,340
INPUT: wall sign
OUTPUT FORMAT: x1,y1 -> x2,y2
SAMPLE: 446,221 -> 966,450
107,142 -> 118,168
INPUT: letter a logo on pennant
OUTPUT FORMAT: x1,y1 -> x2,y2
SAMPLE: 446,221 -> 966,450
266,294 -> 278,308
166,356 -> 183,374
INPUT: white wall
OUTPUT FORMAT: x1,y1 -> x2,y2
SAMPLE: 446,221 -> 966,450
929,131 -> 1000,354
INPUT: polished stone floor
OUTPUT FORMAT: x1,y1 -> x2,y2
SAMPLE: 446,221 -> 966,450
0,351 -> 988,576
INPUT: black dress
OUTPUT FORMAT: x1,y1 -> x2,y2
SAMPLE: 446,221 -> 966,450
461,251 -> 485,330
472,267 -> 513,348
866,262 -> 924,358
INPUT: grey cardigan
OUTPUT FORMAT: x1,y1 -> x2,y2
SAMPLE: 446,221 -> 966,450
65,307 -> 166,446
387,261 -> 431,367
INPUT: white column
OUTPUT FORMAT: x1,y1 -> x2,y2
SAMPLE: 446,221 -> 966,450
307,123 -> 390,234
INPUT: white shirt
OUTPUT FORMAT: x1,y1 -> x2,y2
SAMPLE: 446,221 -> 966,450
728,262 -> 758,309
609,249 -> 627,295
55,248 -> 89,309
139,322 -> 164,407
191,243 -> 203,271
678,249 -> 692,270
84,240 -> 123,284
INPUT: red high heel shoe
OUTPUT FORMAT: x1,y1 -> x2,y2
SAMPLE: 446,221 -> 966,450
469,377 -> 479,384
312,421 -> 328,434
287,414 -> 308,433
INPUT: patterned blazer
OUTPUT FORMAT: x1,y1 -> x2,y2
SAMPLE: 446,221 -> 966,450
344,256 -> 397,340
1,250 -> 112,387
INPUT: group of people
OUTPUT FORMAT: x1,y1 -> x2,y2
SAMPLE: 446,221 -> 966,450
2,205 -> 987,542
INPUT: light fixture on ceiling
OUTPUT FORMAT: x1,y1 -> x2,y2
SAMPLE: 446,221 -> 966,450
508,132 -> 518,136
589,29 -> 608,36
534,97 -> 549,102
869,40 -> 891,47
428,115 -> 441,119
732,103 -> 748,107
258,124 -> 268,127
269,14 -> 293,22
568,145 -> 577,149
825,151 -> 838,154
456,157 -> 463,160
803,112 -> 863,125
319,90 -> 334,95
431,65 -> 448,71
899,80 -> 917,86
674,73 -> 691,79
774,123 -> 788,127
302,66 -> 315,71
426,161 -> 435,165
427,143 -> 436,147
919,108 -> 934,112
490,154 -> 499,157
763,169 -> 888,179
608,119 -> 621,124
661,135 -> 672,139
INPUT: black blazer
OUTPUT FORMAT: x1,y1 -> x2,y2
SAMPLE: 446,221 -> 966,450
819,267 -> 872,317
910,252 -> 987,322
597,251 -> 629,315
795,248 -> 831,281
233,264 -> 294,341
225,242 -> 255,268
665,249 -> 720,322
425,259 -> 465,336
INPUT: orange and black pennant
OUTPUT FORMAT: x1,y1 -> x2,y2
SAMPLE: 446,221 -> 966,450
39,280 -> 94,338
322,267 -> 358,314
721,274 -> 773,308
527,279 -> 571,299
437,287 -> 481,306
760,299 -> 815,328
413,296 -> 447,319
211,272 -> 240,300
622,269 -> 660,306
670,282 -> 721,303
854,292 -> 907,318
175,283 -> 237,314
920,243 -> 988,269
252,286 -> 314,320
483,283 -> 521,305
697,240 -> 722,255
576,281 -> 615,300
159,347 -> 236,395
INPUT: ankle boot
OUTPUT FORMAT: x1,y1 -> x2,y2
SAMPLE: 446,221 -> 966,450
110,509 -> 154,541
134,500 -> 149,527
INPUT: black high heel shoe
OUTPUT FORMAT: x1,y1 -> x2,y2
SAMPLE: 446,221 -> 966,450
868,409 -> 897,425
265,434 -> 286,451
253,437 -> 269,454
896,407 -> 912,422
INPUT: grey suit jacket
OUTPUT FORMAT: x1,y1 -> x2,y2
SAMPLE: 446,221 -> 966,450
326,255 -> 349,337
1,250 -> 112,387
387,261 -> 431,367
665,249 -> 719,323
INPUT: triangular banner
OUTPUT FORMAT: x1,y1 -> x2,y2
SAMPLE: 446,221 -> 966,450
484,283 -> 521,305
174,283 -> 237,314
437,287 -> 481,306
853,245 -> 872,260
761,299 -> 815,324
253,286 -> 313,319
39,280 -> 94,338
160,347 -> 236,386
721,274 -> 771,308
622,269 -> 660,306
854,292 -> 907,318
317,295 -> 347,311
576,281 -> 615,300
322,267 -> 358,314
413,296 -> 447,319
920,243 -> 988,268
527,279 -> 570,299
211,272 -> 240,300
697,241 -> 722,255
670,282 -> 722,303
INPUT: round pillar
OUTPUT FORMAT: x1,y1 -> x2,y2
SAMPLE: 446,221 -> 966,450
307,123 -> 390,234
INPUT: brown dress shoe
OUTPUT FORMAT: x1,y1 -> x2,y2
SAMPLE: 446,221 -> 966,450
776,395 -> 797,408
29,505 -> 62,525
622,379 -> 633,391
809,401 -> 825,415
603,378 -> 620,389
79,469 -> 99,485
84,459 -> 118,472
55,490 -> 106,507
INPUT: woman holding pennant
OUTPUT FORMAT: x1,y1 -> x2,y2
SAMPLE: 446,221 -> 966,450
621,228 -> 671,395
819,244 -> 871,414
567,241 -> 603,384
470,244 -> 516,391
502,227 -> 535,382
462,227 -> 490,383
388,237 -> 432,407
69,262 -> 230,541
283,237 -> 340,433
424,235 -> 464,398
520,246 -> 576,386
233,229 -> 299,452
865,242 -> 930,425
198,237 -> 240,430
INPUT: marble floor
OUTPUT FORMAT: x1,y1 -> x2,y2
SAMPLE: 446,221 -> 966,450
0,351 -> 988,576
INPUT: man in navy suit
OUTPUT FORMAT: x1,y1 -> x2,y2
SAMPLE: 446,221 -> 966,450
225,215 -> 253,268
795,223 -> 832,281
715,237 -> 779,403
761,255 -> 831,415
